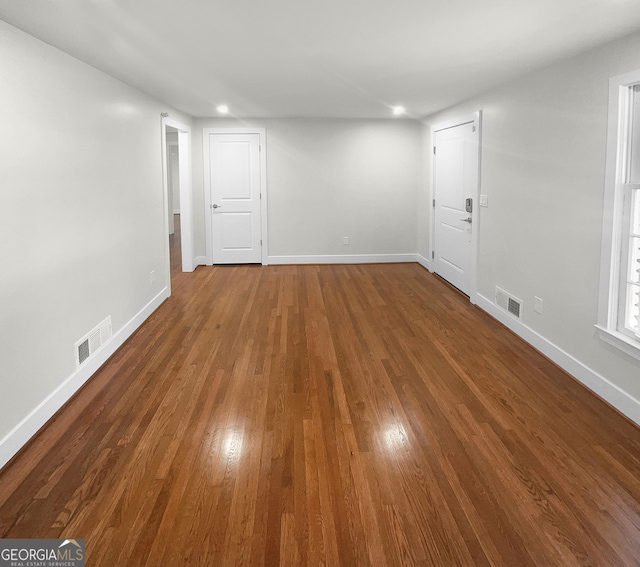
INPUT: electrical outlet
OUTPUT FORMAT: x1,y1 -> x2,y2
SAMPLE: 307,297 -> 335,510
343,236 -> 349,245
479,194 -> 488,207
150,270 -> 156,284
534,296 -> 543,314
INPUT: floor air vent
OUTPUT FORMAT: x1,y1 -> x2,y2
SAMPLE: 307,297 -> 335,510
75,316 -> 112,369
495,287 -> 523,320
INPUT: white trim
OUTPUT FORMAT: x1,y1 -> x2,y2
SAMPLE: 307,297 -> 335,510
162,117 -> 194,273
268,253 -> 417,265
160,120 -> 172,289
596,325 -> 640,362
0,287 -> 170,471
429,114 -> 477,132
173,209 -> 181,215
429,111 -> 482,300
194,256 -> 207,266
417,254 -> 431,271
475,293 -> 640,426
203,127 -> 268,266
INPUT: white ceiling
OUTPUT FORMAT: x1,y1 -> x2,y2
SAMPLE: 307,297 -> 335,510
2,0 -> 640,119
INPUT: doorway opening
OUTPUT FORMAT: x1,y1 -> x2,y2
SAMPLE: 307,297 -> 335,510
166,126 -> 181,275
161,116 -> 193,286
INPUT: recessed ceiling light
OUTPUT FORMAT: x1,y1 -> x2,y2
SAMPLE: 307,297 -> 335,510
216,104 -> 229,114
392,105 -> 406,116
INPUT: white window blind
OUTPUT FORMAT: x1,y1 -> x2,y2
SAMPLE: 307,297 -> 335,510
623,185 -> 640,336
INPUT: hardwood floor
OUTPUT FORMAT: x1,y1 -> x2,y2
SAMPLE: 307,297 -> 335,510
1,256 -> 639,565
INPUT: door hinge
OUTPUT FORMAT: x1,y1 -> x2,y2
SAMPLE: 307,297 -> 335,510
432,251 -> 435,259
472,125 -> 476,133
432,199 -> 435,207
433,146 -> 436,155
260,239 -> 262,246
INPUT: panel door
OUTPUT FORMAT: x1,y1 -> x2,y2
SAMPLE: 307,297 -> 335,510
433,122 -> 476,295
209,133 -> 262,264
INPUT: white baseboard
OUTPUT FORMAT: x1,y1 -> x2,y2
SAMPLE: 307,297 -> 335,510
474,293 -> 640,426
194,256 -> 207,266
417,254 -> 431,271
173,209 -> 181,215
268,253 -> 418,265
0,287 -> 170,471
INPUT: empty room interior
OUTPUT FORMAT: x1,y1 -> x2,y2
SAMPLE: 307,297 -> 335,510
2,1 -> 640,565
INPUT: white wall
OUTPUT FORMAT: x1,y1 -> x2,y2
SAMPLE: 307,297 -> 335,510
0,20 -> 192,467
417,125 -> 432,263
171,147 -> 181,213
193,118 -> 424,262
424,30 -> 640,418
166,132 -> 181,213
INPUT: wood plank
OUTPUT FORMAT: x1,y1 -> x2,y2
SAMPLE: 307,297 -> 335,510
0,261 -> 639,566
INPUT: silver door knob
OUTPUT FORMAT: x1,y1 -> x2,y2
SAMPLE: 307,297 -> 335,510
460,217 -> 472,223
211,204 -> 222,209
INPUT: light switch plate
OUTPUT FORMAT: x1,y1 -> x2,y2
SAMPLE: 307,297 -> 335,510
479,194 -> 488,207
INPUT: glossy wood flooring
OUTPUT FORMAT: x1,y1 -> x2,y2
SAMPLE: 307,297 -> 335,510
1,233 -> 640,565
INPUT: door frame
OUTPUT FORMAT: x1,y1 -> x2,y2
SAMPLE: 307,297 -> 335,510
429,111 -> 482,303
161,116 -> 194,273
203,128 -> 268,265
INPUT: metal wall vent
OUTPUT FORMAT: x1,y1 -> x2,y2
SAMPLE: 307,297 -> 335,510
508,298 -> 521,318
495,287 -> 523,320
77,339 -> 91,366
75,316 -> 112,369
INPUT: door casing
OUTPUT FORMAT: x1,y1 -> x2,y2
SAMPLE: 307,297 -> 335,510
203,128 -> 268,266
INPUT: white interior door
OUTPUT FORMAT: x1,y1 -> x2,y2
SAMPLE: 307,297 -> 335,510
433,120 -> 478,295
209,133 -> 262,264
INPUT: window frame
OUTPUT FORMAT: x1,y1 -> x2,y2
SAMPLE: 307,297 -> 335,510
617,183 -> 640,338
596,70 -> 640,360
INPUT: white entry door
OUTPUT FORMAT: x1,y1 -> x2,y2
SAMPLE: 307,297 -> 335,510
432,118 -> 479,296
209,133 -> 262,264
